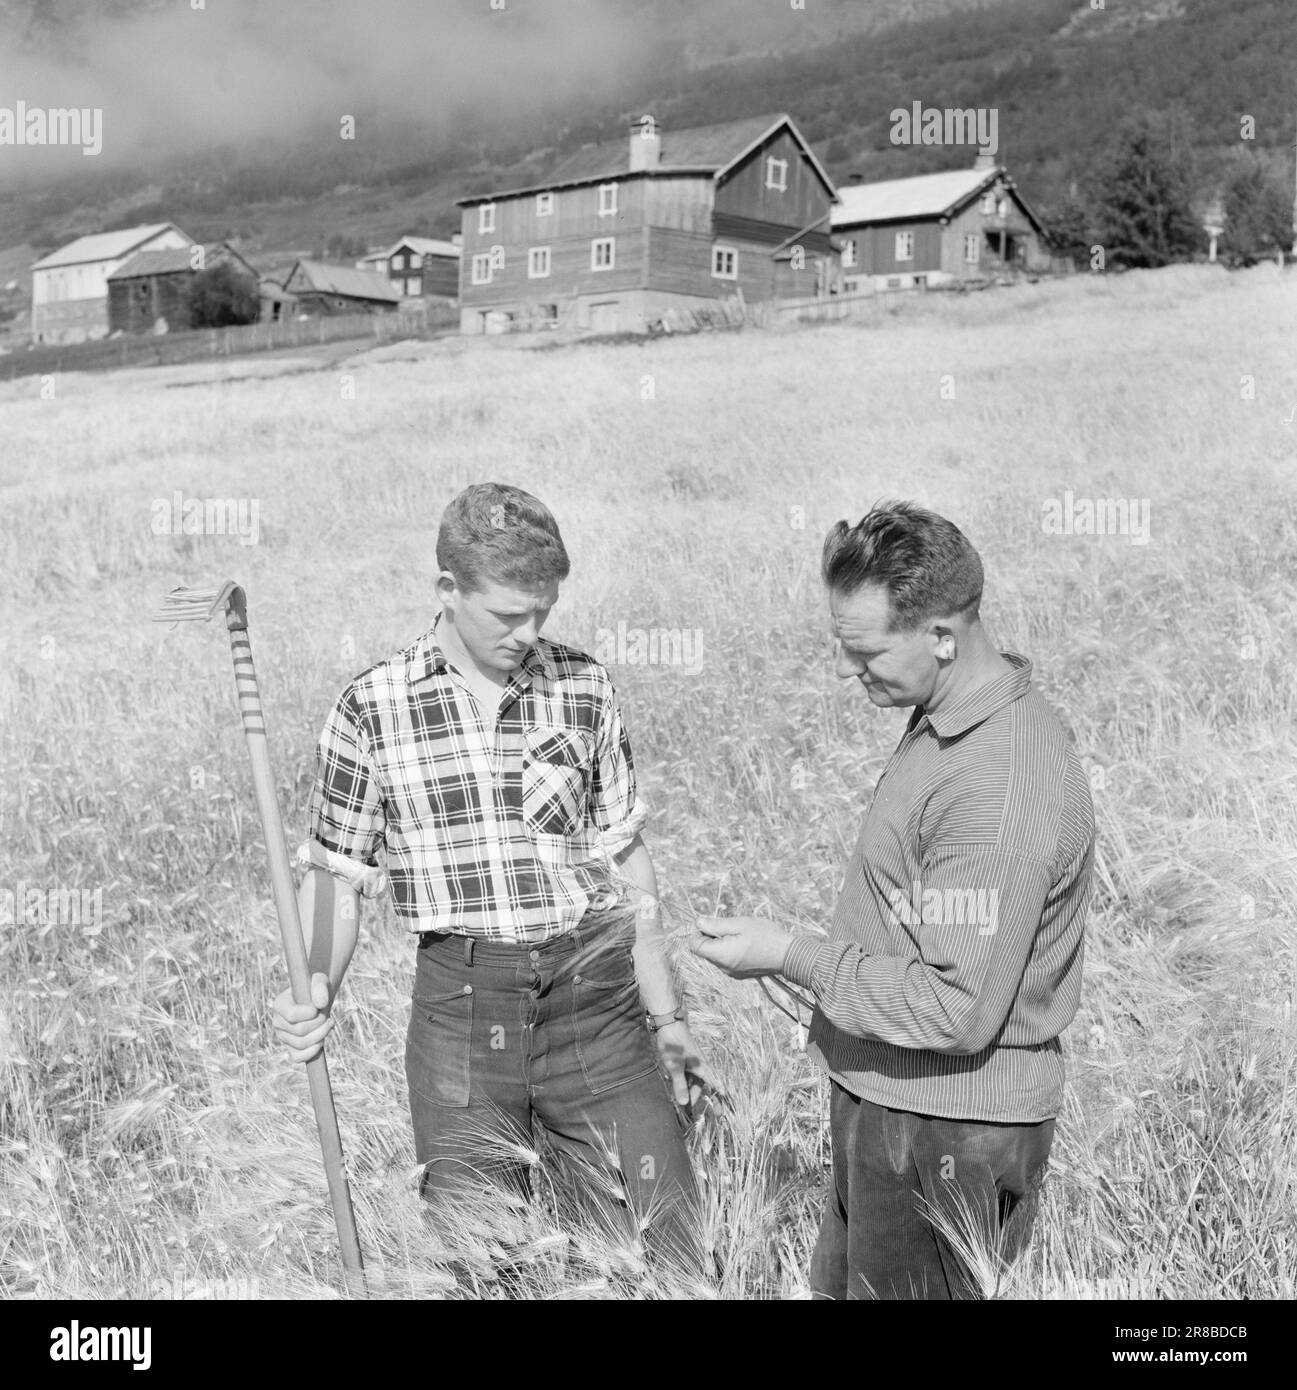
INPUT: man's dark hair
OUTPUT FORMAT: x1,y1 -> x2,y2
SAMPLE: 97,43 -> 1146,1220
436,482 -> 571,593
821,500 -> 984,631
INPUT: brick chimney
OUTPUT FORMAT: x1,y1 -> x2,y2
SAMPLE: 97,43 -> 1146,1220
973,146 -> 998,172
629,117 -> 661,172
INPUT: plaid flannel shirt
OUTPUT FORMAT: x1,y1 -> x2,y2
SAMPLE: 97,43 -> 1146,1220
300,617 -> 647,943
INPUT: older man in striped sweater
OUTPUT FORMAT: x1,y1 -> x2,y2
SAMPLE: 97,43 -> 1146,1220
693,501 -> 1094,1300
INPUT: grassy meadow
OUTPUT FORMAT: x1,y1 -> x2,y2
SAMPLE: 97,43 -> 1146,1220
1,264 -> 1294,1300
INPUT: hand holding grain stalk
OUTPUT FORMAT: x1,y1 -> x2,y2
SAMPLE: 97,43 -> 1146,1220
692,915 -> 793,980
152,581 -> 366,1296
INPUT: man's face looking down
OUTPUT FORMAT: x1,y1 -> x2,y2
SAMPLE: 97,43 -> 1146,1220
830,582 -> 956,710
439,575 -> 559,677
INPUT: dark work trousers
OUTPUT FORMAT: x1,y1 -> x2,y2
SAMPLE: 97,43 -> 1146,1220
810,1080 -> 1055,1300
405,923 -> 701,1273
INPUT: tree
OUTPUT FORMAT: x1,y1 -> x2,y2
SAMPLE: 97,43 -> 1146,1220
1089,113 -> 1203,268
1218,156 -> 1292,267
1038,183 -> 1092,264
185,262 -> 260,329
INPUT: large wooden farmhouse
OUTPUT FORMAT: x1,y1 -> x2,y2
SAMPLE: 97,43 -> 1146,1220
107,243 -> 259,334
833,154 -> 1049,291
30,222 -> 192,344
455,113 -> 840,335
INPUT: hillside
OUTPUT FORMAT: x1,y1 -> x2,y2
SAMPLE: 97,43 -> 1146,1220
0,0 -> 1293,280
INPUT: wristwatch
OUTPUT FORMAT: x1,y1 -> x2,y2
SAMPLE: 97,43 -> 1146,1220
645,1005 -> 686,1032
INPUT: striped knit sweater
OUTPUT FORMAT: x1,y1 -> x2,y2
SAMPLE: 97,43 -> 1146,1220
782,652 -> 1094,1123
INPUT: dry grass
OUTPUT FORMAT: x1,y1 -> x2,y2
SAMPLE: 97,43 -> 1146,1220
1,263 -> 1294,1299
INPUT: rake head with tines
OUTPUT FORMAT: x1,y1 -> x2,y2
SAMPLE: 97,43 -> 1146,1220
152,581 -> 247,629
152,579 -> 366,1293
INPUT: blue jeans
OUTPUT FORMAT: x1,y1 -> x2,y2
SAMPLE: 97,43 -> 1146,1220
811,1081 -> 1054,1300
405,921 -> 701,1270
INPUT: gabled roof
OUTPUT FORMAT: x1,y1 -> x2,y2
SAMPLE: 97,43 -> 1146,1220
31,223 -> 190,271
457,113 -> 837,205
832,165 -> 1045,235
387,235 -> 460,259
107,243 -> 259,281
284,260 -> 401,302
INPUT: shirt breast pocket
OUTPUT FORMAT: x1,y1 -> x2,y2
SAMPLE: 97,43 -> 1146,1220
523,727 -> 591,838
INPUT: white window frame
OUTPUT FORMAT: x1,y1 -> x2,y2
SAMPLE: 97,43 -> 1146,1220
841,238 -> 857,268
598,183 -> 618,217
536,192 -> 554,217
478,203 -> 496,234
979,193 -> 995,215
471,252 -> 493,285
895,231 -> 914,262
766,156 -> 789,191
591,237 -> 615,271
963,234 -> 980,265
528,246 -> 551,279
711,245 -> 738,280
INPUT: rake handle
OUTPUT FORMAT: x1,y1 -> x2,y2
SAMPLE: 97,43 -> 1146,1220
224,605 -> 366,1295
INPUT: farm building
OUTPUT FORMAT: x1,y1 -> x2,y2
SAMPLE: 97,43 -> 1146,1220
832,154 -> 1050,291
259,270 -> 297,323
280,260 -> 402,315
455,112 -> 841,335
106,243 -> 260,334
355,235 -> 461,299
30,222 -> 193,344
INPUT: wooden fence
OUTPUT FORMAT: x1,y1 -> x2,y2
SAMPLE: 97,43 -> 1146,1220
0,302 -> 460,383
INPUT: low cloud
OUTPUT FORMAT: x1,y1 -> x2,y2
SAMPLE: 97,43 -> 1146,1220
0,0 -> 647,178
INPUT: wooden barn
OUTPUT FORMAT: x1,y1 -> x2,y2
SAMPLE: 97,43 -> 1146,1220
832,153 -> 1049,291
357,235 -> 461,299
258,270 -> 298,323
281,260 -> 402,316
30,222 -> 193,344
107,243 -> 259,334
455,112 -> 841,335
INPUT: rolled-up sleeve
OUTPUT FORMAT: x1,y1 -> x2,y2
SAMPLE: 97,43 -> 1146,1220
586,678 -> 648,857
302,691 -> 388,896
782,846 -> 1054,1054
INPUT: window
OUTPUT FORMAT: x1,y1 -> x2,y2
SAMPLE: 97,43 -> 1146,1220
979,193 -> 995,215
841,238 -> 857,268
712,245 -> 738,280
404,277 -> 421,296
895,231 -> 914,261
598,183 -> 618,216
536,192 -> 554,217
407,253 -> 423,270
478,203 -> 496,234
963,234 -> 980,264
528,246 -> 551,278
766,157 -> 788,191
591,237 -> 615,270
471,252 -> 493,285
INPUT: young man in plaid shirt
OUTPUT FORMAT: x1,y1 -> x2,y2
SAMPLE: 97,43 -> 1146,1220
272,483 -> 707,1268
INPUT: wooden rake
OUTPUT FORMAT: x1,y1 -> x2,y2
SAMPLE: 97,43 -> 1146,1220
153,581 -> 366,1295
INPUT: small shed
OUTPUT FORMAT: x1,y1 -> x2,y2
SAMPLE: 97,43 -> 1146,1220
281,260 -> 401,316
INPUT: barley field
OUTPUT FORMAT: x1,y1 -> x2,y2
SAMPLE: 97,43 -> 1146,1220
1,264 -> 1294,1300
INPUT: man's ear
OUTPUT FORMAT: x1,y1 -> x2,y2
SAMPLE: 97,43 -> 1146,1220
435,570 -> 459,607
930,621 -> 956,660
